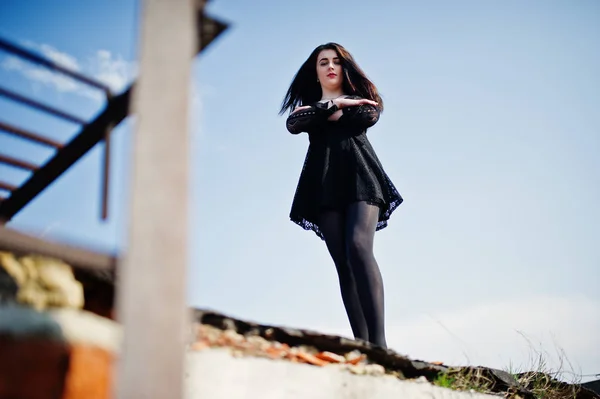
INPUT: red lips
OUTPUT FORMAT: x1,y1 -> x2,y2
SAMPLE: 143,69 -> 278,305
327,73 -> 337,78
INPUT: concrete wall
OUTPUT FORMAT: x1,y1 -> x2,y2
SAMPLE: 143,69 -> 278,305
185,349 -> 498,399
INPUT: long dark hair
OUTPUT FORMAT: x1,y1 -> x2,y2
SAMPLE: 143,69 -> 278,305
279,42 -> 384,115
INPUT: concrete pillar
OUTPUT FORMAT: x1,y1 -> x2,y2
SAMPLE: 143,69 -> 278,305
113,0 -> 197,397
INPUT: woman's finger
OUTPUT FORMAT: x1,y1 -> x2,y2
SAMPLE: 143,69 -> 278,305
292,105 -> 311,114
360,99 -> 378,105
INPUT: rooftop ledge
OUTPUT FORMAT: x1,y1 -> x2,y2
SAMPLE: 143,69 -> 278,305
1,303 -> 598,399
1,247 -> 598,398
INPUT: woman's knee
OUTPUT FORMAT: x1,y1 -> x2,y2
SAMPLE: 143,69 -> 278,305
346,231 -> 374,263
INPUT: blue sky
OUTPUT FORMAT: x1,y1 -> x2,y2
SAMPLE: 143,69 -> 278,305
0,0 -> 598,381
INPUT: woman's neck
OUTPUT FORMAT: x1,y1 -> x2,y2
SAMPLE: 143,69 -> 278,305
321,88 -> 344,101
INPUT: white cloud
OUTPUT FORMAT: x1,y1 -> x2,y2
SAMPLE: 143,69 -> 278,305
315,295 -> 600,382
0,40 -> 136,101
2,55 -> 80,93
31,41 -> 80,71
86,49 -> 137,93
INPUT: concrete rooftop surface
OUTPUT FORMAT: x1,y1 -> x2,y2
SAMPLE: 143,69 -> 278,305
185,349 -> 499,399
1,250 -> 599,398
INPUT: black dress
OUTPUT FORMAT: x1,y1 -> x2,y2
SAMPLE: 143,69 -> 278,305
286,96 -> 403,240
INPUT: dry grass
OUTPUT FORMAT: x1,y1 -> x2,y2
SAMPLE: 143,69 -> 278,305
433,366 -> 494,394
433,331 -> 586,399
504,332 -> 583,399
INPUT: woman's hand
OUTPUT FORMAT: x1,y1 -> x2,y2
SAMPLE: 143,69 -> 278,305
292,105 -> 312,114
334,97 -> 378,109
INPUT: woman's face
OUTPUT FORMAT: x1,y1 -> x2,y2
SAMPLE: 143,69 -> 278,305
316,49 -> 343,92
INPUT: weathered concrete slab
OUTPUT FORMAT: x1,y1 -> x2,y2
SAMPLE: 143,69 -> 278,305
1,303 -> 598,399
185,349 -> 498,399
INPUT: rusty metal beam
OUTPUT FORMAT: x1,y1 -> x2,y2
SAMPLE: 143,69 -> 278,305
100,122 -> 113,221
0,181 -> 17,192
0,37 -> 112,93
0,153 -> 38,171
0,225 -> 116,272
0,86 -> 87,125
0,11 -> 228,223
0,121 -> 64,148
0,88 -> 130,221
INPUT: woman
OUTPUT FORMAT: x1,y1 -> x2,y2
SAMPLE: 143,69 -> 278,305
279,42 -> 403,348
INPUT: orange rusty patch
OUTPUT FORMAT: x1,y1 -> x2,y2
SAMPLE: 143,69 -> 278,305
194,324 -> 373,369
295,351 -> 329,367
315,351 -> 346,363
346,353 -> 366,365
265,345 -> 287,359
62,344 -> 114,399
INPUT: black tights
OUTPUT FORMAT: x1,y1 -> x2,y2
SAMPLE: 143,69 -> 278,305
318,201 -> 387,348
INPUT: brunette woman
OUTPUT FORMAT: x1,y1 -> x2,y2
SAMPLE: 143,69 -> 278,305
280,43 -> 403,348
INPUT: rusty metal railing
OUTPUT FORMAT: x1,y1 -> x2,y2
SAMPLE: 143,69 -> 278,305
0,37 -> 115,221
0,1 -> 230,397
0,5 -> 228,224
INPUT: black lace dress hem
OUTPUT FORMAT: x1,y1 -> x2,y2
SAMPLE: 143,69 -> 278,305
286,97 -> 403,240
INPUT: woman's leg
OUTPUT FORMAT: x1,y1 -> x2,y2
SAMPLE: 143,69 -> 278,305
345,201 -> 387,348
318,210 -> 369,341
